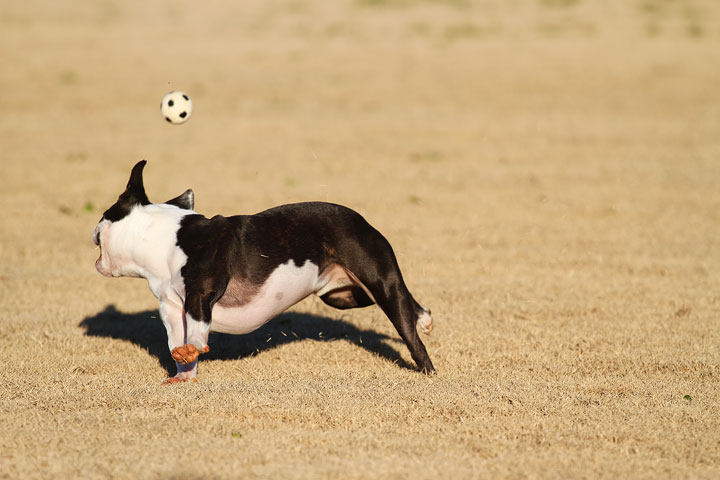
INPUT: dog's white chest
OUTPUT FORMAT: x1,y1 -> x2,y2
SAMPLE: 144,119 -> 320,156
209,260 -> 324,335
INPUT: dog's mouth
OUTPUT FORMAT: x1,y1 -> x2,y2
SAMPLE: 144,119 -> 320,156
95,248 -> 112,277
92,221 -> 113,276
93,231 -> 110,276
93,230 -> 102,264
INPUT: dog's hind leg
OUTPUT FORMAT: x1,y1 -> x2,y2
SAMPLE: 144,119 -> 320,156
339,233 -> 435,373
373,281 -> 435,374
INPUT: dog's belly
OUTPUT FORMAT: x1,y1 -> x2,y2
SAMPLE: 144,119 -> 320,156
209,260 -> 324,335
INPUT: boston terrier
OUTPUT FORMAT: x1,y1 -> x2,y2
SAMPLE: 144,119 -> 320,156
92,161 -> 434,383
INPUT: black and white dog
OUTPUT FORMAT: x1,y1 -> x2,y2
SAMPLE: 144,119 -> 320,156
93,161 -> 434,383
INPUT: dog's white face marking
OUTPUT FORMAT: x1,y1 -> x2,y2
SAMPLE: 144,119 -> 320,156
93,203 -> 191,299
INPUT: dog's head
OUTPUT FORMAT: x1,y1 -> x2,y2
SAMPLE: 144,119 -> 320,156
92,160 -> 194,277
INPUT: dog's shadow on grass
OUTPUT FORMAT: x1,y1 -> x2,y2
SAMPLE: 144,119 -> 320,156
79,305 -> 413,375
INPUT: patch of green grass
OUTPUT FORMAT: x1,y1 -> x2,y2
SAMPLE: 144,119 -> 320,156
58,201 -> 95,216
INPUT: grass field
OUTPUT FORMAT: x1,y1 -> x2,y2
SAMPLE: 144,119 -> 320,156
1,0 -> 719,478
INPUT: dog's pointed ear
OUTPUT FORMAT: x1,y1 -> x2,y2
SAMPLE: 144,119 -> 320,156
102,160 -> 151,221
124,160 -> 150,206
165,189 -> 194,210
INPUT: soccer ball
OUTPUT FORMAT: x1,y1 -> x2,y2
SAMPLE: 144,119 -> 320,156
161,91 -> 193,124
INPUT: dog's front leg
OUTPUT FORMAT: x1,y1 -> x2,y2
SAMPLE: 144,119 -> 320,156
169,287 -> 213,366
158,298 -> 204,384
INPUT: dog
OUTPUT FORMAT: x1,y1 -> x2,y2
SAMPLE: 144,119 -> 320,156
93,161 -> 434,383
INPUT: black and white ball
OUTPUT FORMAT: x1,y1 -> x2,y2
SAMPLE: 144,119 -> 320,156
161,91 -> 193,124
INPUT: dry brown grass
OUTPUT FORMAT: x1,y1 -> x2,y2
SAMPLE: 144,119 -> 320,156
1,0 -> 719,478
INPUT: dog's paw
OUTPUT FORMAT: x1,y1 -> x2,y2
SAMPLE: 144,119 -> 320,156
171,344 -> 210,364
